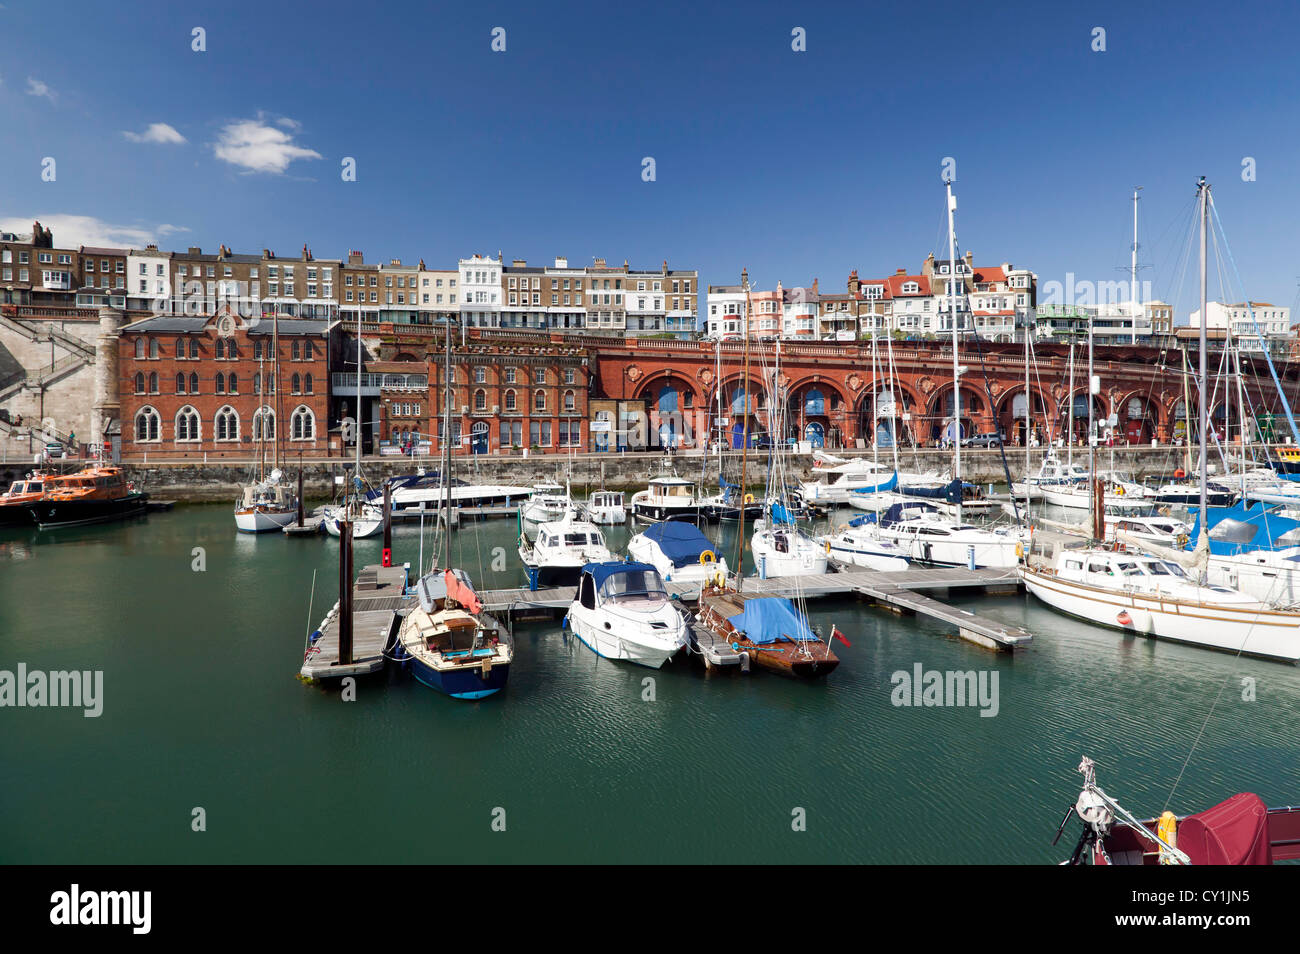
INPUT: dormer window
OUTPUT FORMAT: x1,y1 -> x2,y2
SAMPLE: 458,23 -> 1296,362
901,281 -> 919,295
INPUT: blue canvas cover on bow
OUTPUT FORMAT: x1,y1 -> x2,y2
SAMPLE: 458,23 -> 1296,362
726,597 -> 819,645
641,521 -> 715,567
849,471 -> 899,495
901,478 -> 964,504
1187,501 -> 1300,555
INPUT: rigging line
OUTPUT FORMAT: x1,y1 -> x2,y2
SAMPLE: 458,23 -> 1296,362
968,331 -> 1020,522
1210,197 -> 1300,446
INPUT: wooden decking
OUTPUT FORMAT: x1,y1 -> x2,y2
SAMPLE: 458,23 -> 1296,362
300,564 -> 410,679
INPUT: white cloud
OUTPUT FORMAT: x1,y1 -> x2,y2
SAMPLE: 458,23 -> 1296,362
0,215 -> 187,249
25,76 -> 56,103
213,118 -> 321,174
123,122 -> 187,145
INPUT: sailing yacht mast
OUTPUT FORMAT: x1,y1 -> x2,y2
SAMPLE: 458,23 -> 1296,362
442,314 -> 454,570
354,299 -> 363,511
272,307 -> 281,474
1197,177 -> 1210,544
1131,186 -> 1143,345
1024,320 -> 1031,520
734,271 -> 753,587
946,179 -> 962,525
1088,306 -> 1097,538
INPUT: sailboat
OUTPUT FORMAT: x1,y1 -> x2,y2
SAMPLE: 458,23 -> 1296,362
874,180 -> 1029,567
393,317 -> 512,698
323,311 -> 383,538
690,272 -> 843,678
750,339 -> 829,578
235,320 -> 299,533
1022,177 -> 1300,662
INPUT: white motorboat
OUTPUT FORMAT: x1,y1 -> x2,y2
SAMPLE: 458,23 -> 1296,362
381,471 -> 534,512
630,474 -> 702,523
820,517 -> 910,571
1022,547 -> 1300,662
627,520 -> 728,586
518,513 -> 612,589
1010,456 -> 1090,499
565,562 -> 689,668
1105,514 -> 1192,551
873,502 -> 1026,568
799,458 -> 938,505
586,490 -> 626,525
520,480 -> 576,532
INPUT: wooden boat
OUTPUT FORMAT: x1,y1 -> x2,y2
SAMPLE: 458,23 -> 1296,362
395,569 -> 511,699
693,584 -> 838,678
25,464 -> 148,529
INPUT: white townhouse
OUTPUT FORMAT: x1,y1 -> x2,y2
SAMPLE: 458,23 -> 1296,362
459,254 -> 502,330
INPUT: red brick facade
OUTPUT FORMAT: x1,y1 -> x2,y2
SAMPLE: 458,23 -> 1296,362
119,309 -> 332,459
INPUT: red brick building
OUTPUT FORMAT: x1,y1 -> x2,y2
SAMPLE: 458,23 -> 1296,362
118,307 -> 333,459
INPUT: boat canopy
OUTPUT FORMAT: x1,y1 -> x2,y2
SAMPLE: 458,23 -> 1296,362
641,522 -> 716,567
849,472 -> 899,495
1187,501 -> 1300,555
879,502 -> 939,528
582,561 -> 666,601
900,478 -> 965,504
726,597 -> 818,645
770,500 -> 796,525
1177,792 -> 1271,865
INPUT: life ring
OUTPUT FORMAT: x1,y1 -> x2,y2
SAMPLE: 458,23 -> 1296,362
743,493 -> 755,505
1114,486 -> 1125,496
700,549 -> 716,565
1174,468 -> 1185,479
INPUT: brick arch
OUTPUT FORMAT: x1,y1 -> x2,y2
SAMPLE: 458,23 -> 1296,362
635,373 -> 704,411
1114,388 -> 1164,444
994,383 -> 1053,445
925,381 -> 990,442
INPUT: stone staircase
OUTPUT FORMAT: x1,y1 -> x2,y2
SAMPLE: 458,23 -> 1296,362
0,312 -> 95,360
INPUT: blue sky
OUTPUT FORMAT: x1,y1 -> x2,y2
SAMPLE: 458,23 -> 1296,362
1,0 -> 1297,318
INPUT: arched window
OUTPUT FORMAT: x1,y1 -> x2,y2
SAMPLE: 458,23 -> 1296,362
175,405 -> 200,442
291,373 -> 301,394
474,388 -> 487,411
215,339 -> 225,359
134,406 -> 160,442
175,372 -> 186,394
134,337 -> 145,358
214,406 -> 239,441
534,389 -> 546,412
563,390 -> 576,412
303,373 -> 312,395
175,337 -> 185,358
215,372 -> 226,394
505,389 -> 517,412
804,388 -> 825,416
189,372 -> 199,394
228,372 -> 238,394
189,339 -> 199,359
149,339 -> 160,359
252,407 -> 274,441
290,405 -> 315,440
134,372 -> 144,394
227,341 -> 238,359
148,371 -> 158,394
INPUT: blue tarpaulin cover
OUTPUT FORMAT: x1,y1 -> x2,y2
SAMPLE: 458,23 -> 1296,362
1187,501 -> 1300,555
641,522 -> 715,568
582,561 -> 659,588
727,597 -> 818,645
771,501 -> 795,525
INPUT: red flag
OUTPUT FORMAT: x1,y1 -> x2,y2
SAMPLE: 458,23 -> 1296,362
831,625 -> 851,648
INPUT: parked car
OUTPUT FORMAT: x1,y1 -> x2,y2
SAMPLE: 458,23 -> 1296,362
961,432 -> 1004,448
45,442 -> 65,459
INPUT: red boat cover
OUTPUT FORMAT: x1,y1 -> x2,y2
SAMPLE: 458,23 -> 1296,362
444,569 -> 482,615
1178,792 -> 1271,865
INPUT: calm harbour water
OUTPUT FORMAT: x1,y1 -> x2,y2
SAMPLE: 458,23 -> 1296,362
2,502 -> 1299,864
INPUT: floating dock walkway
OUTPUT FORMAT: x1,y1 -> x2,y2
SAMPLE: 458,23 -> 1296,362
300,563 -> 1031,679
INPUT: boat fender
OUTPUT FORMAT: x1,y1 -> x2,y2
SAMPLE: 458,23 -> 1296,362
699,550 -> 716,565
1014,542 -> 1024,559
310,630 -> 323,644
743,493 -> 755,505
824,539 -> 831,555
1157,811 -> 1178,863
